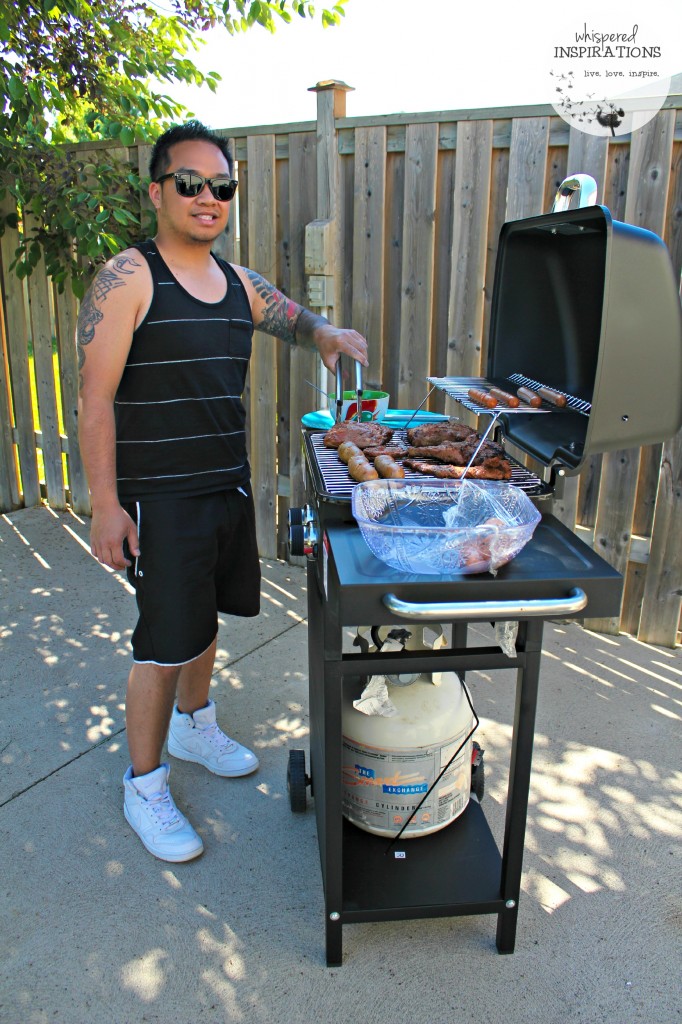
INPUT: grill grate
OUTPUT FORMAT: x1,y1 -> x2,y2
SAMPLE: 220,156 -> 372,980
428,374 -> 591,416
306,429 -> 543,501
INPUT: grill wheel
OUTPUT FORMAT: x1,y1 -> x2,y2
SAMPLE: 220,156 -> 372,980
287,748 -> 309,813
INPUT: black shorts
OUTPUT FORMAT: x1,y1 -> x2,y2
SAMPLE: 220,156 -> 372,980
122,486 -> 261,665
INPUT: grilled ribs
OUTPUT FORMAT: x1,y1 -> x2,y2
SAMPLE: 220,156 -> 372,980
323,421 -> 394,449
406,421 -> 475,447
405,440 -> 503,465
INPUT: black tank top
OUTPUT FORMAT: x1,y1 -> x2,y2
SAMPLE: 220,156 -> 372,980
114,240 -> 253,501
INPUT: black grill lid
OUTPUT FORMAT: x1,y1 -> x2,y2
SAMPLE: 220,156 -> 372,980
486,205 -> 682,471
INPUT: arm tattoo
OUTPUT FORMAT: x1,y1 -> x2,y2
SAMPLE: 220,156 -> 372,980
244,269 -> 302,344
77,255 -> 140,388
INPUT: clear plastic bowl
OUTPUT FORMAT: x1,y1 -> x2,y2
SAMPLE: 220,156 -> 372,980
351,479 -> 542,575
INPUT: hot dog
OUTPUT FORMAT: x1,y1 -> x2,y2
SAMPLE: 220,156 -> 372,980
338,441 -> 363,464
489,387 -> 520,408
538,386 -> 567,408
468,388 -> 497,409
516,387 -> 542,408
347,454 -> 379,482
374,455 -> 405,479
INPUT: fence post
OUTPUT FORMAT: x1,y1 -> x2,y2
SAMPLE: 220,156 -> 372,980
306,80 -> 353,392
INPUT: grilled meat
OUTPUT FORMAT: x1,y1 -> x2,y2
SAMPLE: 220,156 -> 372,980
405,440 -> 503,465
363,445 -> 408,460
406,421 -> 474,447
404,457 -> 512,480
323,421 -> 394,449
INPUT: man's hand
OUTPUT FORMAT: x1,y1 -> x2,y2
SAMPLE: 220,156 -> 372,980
90,503 -> 140,571
311,324 -> 369,374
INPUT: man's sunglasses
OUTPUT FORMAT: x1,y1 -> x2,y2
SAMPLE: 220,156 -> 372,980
155,171 -> 238,202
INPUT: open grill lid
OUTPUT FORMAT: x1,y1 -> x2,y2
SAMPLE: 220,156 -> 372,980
483,203 -> 682,472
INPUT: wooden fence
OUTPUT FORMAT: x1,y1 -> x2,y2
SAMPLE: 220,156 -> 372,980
1,84 -> 681,645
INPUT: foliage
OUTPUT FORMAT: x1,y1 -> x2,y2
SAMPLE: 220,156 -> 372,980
0,0 -> 347,296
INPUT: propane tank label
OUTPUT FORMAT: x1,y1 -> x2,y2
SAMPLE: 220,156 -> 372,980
342,735 -> 471,837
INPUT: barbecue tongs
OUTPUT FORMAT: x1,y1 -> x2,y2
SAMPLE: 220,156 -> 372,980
335,356 -> 363,423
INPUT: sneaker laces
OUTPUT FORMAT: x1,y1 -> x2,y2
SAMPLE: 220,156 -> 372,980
144,790 -> 182,831
197,721 -> 238,753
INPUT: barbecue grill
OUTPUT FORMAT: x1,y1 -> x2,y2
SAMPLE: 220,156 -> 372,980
287,186 -> 682,966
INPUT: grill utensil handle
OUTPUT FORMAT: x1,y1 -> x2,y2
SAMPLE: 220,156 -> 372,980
382,587 -> 588,621
335,360 -> 344,423
335,355 -> 364,422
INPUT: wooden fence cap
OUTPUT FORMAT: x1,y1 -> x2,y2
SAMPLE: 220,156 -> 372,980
308,79 -> 354,92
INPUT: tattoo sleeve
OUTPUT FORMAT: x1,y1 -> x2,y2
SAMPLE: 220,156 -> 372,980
244,269 -> 327,347
76,255 -> 140,388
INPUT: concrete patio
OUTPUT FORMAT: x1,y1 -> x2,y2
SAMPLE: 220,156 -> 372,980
0,504 -> 680,1024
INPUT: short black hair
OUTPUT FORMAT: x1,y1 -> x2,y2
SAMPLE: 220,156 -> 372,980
149,120 -> 234,181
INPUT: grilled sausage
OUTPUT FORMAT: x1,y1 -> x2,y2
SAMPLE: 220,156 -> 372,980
374,455 -> 405,479
468,388 -> 497,409
347,454 -> 379,481
338,441 -> 363,464
517,387 -> 542,408
538,386 -> 567,407
489,387 -> 520,408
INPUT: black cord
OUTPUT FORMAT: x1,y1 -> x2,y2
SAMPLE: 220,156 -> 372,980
383,677 -> 479,854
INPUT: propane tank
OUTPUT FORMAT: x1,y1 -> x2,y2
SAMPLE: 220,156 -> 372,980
342,625 -> 475,838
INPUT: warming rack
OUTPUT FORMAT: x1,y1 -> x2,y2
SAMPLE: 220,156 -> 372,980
428,375 -> 592,417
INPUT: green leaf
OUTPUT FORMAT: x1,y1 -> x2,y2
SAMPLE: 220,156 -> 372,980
8,76 -> 24,102
119,126 -> 135,146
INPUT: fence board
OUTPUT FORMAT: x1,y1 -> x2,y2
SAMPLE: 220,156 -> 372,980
0,297 -> 19,508
287,131 -> 318,566
544,145 -> 569,213
238,163 -> 251,459
276,153 -> 291,560
53,286 -> 90,514
351,126 -> 387,388
446,119 -> 493,378
24,215 -> 65,509
397,122 -> 439,409
383,151 -> 405,400
505,117 -> 549,220
557,130 -> 609,529
628,111 -> 675,540
638,429 -> 682,645
665,141 -> 682,282
247,134 -> 278,559
431,148 -> 455,405
211,137 -> 238,265
0,196 -> 40,506
340,151 -> 354,334
584,447 -> 638,633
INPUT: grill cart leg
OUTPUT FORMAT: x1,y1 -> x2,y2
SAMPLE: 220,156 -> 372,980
496,618 -> 543,954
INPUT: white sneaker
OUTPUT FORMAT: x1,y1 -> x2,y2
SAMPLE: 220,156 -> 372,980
123,763 -> 204,863
167,700 -> 259,777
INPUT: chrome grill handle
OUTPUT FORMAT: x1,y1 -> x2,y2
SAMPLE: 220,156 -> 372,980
551,174 -> 598,213
382,587 -> 588,621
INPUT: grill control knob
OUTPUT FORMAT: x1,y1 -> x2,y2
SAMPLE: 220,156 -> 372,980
288,505 -> 319,560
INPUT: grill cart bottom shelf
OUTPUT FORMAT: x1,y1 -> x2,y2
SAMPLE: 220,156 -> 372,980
299,518 -> 623,966
341,802 -> 504,919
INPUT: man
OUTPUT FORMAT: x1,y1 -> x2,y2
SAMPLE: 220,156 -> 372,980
77,120 -> 368,863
